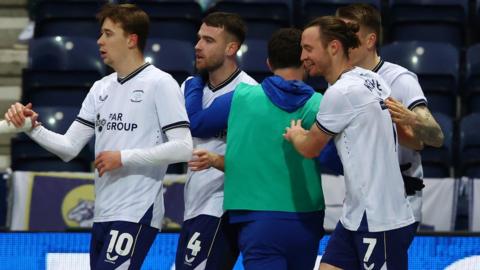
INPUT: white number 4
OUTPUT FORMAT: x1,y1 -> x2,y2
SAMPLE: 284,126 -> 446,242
187,232 -> 202,257
363,237 -> 377,262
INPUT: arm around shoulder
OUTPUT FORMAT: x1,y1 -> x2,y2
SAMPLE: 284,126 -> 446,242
284,120 -> 331,158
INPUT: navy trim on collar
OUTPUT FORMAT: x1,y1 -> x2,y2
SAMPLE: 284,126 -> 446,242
207,68 -> 241,92
372,59 -> 385,73
117,62 -> 151,84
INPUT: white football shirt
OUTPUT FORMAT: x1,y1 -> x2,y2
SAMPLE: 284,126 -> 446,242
374,59 -> 427,222
316,67 -> 415,232
181,69 -> 257,221
77,63 -> 190,229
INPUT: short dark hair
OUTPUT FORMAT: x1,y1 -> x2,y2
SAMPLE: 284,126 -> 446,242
268,28 -> 302,70
305,16 -> 360,58
96,3 -> 149,53
336,3 -> 382,47
202,12 -> 246,44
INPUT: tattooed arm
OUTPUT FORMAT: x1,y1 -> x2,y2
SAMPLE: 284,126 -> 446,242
411,105 -> 444,147
386,97 -> 444,147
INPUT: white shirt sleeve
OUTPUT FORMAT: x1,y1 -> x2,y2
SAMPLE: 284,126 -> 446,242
390,73 -> 427,110
155,76 -> 190,132
316,86 -> 357,135
27,121 -> 95,162
120,127 -> 193,167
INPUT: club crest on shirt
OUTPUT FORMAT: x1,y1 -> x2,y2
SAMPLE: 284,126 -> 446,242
96,113 -> 106,132
130,89 -> 144,103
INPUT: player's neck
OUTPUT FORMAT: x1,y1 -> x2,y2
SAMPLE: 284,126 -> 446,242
208,61 -> 238,88
327,58 -> 352,85
273,67 -> 305,81
115,53 -> 146,78
359,52 -> 381,71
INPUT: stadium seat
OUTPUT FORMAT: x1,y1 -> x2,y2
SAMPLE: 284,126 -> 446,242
459,113 -> 480,178
236,39 -> 269,83
388,0 -> 468,47
300,0 -> 381,25
477,0 -> 480,28
22,36 -> 105,107
144,39 -> 195,85
127,0 -> 202,44
11,106 -> 92,172
465,44 -> 480,114
381,41 -> 459,116
420,112 -> 453,178
34,0 -> 105,38
210,0 -> 292,39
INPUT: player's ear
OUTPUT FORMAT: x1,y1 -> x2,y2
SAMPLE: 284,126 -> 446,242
225,41 -> 240,57
128,33 -> 138,49
366,32 -> 377,50
266,58 -> 273,72
329,40 -> 340,56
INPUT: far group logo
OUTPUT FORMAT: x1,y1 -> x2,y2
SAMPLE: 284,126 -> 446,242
130,90 -> 144,103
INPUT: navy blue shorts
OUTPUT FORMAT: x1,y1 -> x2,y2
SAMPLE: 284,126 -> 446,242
175,214 -> 239,270
237,213 -> 325,270
90,221 -> 158,270
321,221 -> 416,270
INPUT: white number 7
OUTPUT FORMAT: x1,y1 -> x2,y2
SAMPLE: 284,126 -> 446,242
363,237 -> 377,262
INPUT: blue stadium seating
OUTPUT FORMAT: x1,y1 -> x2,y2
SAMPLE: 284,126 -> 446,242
465,44 -> 480,114
460,113 -> 480,178
477,0 -> 480,28
388,0 -> 468,47
236,39 -> 269,83
300,0 -> 381,25
11,106 -> 92,172
128,0 -> 202,44
381,41 -> 459,116
210,0 -> 292,39
420,112 -> 453,178
34,0 -> 105,38
23,36 -> 105,107
144,39 -> 194,84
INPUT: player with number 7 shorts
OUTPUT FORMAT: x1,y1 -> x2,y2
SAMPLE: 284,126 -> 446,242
284,16 -> 418,270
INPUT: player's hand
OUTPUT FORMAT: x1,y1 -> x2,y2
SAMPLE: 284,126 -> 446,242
283,119 -> 306,142
22,104 -> 40,129
385,97 -> 416,126
5,102 -> 27,128
189,149 -> 215,171
4,103 -> 39,129
396,122 -> 424,150
95,151 -> 122,177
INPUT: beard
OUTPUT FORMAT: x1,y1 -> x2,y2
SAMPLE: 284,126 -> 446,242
195,57 -> 224,74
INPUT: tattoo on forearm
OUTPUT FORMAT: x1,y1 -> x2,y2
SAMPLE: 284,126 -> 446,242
412,107 -> 444,147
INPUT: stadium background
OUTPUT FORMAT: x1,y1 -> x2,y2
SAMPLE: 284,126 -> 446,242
0,0 -> 480,269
